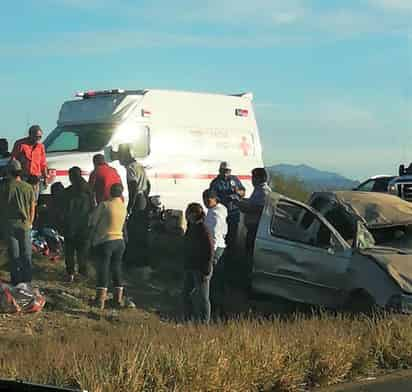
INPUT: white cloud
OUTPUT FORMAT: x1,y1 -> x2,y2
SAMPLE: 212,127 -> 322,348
11,0 -> 410,56
0,29 -> 314,57
368,0 -> 412,12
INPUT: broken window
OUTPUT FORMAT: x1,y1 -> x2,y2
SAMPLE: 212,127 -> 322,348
271,200 -> 333,249
324,207 -> 356,246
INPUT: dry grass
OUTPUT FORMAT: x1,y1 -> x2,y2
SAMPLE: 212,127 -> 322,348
1,238 -> 412,391
1,312 -> 412,391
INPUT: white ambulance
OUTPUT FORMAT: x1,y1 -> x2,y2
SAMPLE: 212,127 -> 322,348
44,89 -> 264,215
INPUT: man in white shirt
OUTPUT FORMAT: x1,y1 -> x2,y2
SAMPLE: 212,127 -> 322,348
203,189 -> 228,263
203,189 -> 228,316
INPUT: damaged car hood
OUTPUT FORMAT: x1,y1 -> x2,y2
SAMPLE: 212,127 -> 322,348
361,247 -> 412,293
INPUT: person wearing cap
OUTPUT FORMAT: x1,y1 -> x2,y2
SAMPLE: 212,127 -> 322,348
0,138 -> 10,159
10,125 -> 48,200
209,161 -> 245,251
203,189 -> 228,315
0,160 -> 35,286
118,144 -> 150,270
89,154 -> 122,204
236,168 -> 271,258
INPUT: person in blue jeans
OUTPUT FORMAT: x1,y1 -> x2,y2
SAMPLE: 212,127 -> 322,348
89,183 -> 127,310
182,203 -> 214,323
0,160 -> 35,286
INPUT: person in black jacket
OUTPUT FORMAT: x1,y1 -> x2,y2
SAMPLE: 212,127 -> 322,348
62,167 -> 94,282
183,203 -> 214,323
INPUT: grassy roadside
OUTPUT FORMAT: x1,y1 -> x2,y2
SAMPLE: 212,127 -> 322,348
1,236 -> 412,391
2,309 -> 412,391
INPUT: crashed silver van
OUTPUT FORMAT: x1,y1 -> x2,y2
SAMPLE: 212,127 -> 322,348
252,191 -> 412,313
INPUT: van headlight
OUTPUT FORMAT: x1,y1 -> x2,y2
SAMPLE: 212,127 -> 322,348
388,184 -> 397,194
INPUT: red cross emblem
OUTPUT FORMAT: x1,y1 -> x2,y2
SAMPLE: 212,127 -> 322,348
240,136 -> 251,156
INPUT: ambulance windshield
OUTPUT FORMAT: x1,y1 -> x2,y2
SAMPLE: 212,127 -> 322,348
45,124 -> 115,153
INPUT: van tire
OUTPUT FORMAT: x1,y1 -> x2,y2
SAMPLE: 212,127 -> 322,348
343,290 -> 376,314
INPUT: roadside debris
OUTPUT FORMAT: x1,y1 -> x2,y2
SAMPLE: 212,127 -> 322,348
0,282 -> 46,314
32,228 -> 64,261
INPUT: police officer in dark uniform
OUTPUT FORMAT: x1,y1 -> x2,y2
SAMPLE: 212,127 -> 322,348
209,161 -> 245,251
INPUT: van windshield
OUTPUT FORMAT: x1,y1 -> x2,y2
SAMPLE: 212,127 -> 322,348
45,124 -> 115,153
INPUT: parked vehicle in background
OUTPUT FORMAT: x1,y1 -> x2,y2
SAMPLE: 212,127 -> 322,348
251,191 -> 412,313
353,175 -> 395,193
39,89 -> 263,229
388,164 -> 412,202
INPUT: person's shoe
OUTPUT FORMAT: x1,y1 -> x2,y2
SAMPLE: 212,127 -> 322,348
66,274 -> 75,283
113,287 -> 124,309
124,297 -> 136,309
94,287 -> 107,310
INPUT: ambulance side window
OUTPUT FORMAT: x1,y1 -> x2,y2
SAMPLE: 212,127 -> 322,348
130,126 -> 150,158
112,124 -> 150,158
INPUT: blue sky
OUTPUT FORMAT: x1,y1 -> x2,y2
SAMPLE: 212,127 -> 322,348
1,0 -> 411,180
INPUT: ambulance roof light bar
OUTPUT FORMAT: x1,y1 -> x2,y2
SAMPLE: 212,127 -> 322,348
231,92 -> 254,100
75,89 -> 126,98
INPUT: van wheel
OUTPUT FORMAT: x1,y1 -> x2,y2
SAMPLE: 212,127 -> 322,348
343,290 -> 376,315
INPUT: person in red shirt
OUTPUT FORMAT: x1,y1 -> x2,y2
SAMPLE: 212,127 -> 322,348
11,125 -> 48,201
89,154 -> 122,204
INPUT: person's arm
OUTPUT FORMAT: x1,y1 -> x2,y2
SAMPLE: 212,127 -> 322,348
209,178 -> 225,205
9,140 -> 20,161
235,177 -> 246,198
40,144 -> 48,177
88,171 -> 97,204
237,199 -> 262,214
127,180 -> 138,213
29,188 -> 36,226
207,210 -> 218,249
88,171 -> 96,188
200,225 -> 214,277
30,200 -> 36,226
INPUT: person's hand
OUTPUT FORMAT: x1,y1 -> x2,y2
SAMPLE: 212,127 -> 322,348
202,274 -> 211,282
236,188 -> 246,198
228,193 -> 240,201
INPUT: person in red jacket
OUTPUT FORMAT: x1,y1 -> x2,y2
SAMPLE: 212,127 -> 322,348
11,125 -> 47,200
89,154 -> 122,204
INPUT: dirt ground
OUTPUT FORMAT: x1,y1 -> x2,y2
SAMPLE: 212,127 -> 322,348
319,369 -> 412,392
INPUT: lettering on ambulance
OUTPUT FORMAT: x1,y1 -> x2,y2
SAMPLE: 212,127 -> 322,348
187,128 -> 254,157
240,136 -> 251,156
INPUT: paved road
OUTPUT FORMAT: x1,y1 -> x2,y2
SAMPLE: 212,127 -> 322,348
320,369 -> 412,391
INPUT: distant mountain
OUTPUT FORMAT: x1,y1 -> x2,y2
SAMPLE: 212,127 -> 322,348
267,164 -> 360,191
